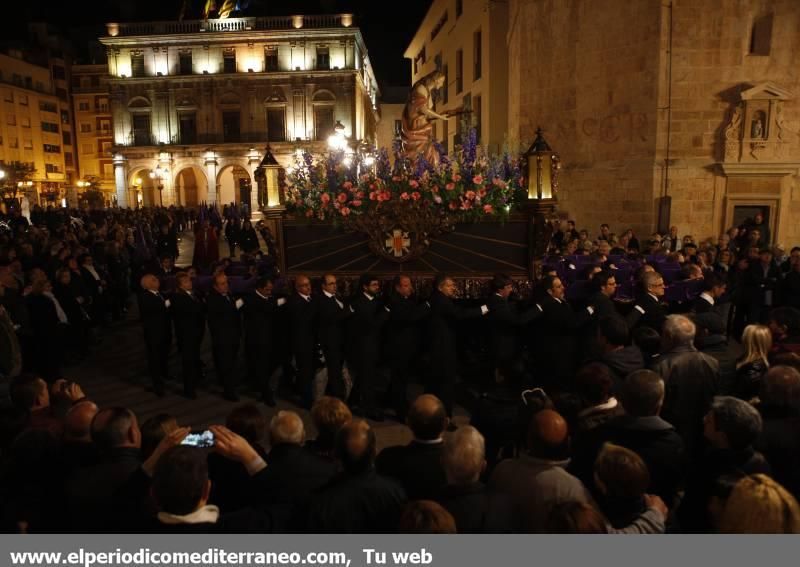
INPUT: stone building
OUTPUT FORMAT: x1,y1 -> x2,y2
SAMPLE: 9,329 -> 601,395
405,0 -> 509,154
508,0 -> 800,245
100,13 -> 380,209
71,64 -> 115,201
0,51 -> 68,205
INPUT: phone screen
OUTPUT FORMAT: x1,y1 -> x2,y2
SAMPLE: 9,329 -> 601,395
181,430 -> 215,448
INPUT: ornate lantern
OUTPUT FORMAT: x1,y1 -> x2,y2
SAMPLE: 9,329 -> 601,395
523,127 -> 560,201
256,145 -> 283,210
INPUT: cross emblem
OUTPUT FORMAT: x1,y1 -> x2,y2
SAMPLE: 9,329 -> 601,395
385,229 -> 411,258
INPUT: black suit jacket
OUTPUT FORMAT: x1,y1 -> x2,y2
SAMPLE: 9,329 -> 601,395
206,290 -> 241,345
385,295 -> 429,360
626,292 -> 668,333
243,291 -> 278,347
317,293 -> 349,353
589,291 -> 618,320
170,290 -> 205,347
428,290 -> 484,375
375,441 -> 447,501
287,293 -> 318,356
347,294 -> 388,361
533,294 -> 590,379
138,290 -> 171,343
486,293 -> 540,364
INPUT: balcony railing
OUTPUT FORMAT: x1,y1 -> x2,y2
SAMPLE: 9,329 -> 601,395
122,131 -> 272,147
107,15 -> 355,38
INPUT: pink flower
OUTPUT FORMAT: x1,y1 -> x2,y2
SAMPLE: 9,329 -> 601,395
453,173 -> 462,182
337,192 -> 348,203
409,179 -> 419,188
382,191 -> 392,201
343,181 -> 353,190
356,191 -> 365,199
461,200 -> 473,210
478,189 -> 487,198
401,192 -> 411,200
351,200 -> 362,207
433,195 -> 443,204
305,210 -> 314,218
369,183 -> 376,190
445,182 -> 456,191
320,193 -> 331,204
411,192 -> 421,201
340,207 -> 351,216
448,201 -> 458,210
392,176 -> 402,182
473,175 -> 483,185
465,190 -> 476,200
483,204 -> 494,214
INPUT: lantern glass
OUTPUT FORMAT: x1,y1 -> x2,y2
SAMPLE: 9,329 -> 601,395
266,167 -> 281,207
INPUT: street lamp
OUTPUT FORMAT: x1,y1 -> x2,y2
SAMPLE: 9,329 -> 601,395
523,127 -> 560,201
149,166 -> 166,206
327,120 -> 347,151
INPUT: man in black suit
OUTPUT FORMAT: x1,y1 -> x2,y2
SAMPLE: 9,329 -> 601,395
427,274 -> 488,418
206,273 -> 242,401
375,394 -> 448,500
744,247 -> 781,324
626,271 -> 668,334
170,271 -> 205,399
533,275 -> 593,387
385,275 -> 429,421
486,274 -> 540,384
155,256 -> 176,279
347,273 -> 389,421
287,274 -> 318,409
138,274 -> 171,397
243,276 -> 283,406
318,274 -> 350,401
589,270 -> 619,320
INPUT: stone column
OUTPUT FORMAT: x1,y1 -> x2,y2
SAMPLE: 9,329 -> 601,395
204,153 -> 218,205
247,155 -> 261,221
113,154 -> 128,208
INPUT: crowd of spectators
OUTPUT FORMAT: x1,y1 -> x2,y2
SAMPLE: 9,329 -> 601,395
1,207 -> 800,534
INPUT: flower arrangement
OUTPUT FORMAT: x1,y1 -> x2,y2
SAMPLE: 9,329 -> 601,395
285,129 -> 526,224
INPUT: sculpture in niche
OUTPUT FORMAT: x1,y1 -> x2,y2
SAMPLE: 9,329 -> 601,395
751,111 -> 766,139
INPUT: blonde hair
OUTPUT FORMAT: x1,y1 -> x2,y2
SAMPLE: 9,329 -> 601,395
737,325 -> 772,370
718,474 -> 800,533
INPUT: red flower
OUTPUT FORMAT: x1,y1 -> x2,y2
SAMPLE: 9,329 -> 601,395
465,190 -> 476,200
343,181 -> 353,190
356,191 -> 365,199
369,191 -> 377,201
351,200 -> 362,207
473,175 -> 483,185
411,192 -> 421,201
340,207 -> 351,216
478,188 -> 487,198
382,191 -> 392,201
453,173 -> 462,182
483,204 -> 494,214
461,200 -> 473,210
409,179 -> 419,188
401,192 -> 411,200
448,201 -> 458,210
445,182 -> 456,191
337,192 -> 348,203
320,193 -> 331,204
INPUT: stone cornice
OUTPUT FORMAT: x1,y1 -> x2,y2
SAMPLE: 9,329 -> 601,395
719,162 -> 800,176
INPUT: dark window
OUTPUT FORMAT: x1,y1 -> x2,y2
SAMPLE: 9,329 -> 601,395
45,163 -> 60,173
442,63 -> 449,104
78,101 -> 90,111
64,152 -> 73,167
456,0 -> 463,18
459,93 -> 472,142
223,52 -> 236,73
132,113 -> 151,145
60,110 -> 69,124
455,49 -> 463,93
39,101 -> 57,113
473,29 -> 482,81
25,77 -> 32,90
316,48 -> 330,70
131,53 -> 145,77
52,65 -> 66,80
265,50 -> 279,72
414,47 -> 426,75
267,108 -> 286,142
43,144 -> 61,153
432,12 -> 449,40
750,13 -> 773,55
442,118 -> 449,153
314,106 -> 335,141
62,131 -> 71,145
179,113 -> 196,144
41,122 -> 59,133
179,52 -> 193,75
56,87 -> 67,101
222,111 -> 240,142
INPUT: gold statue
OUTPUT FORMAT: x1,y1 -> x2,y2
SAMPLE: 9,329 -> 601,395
401,70 -> 462,167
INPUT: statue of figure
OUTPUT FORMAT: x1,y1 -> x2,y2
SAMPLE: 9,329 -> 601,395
725,104 -> 742,140
751,117 -> 764,139
401,70 -> 460,167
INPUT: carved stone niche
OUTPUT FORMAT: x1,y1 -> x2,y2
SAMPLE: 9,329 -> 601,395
723,82 -> 793,164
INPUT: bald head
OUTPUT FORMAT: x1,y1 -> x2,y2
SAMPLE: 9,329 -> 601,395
527,410 -> 569,460
336,419 -> 376,474
140,274 -> 159,291
408,394 -> 448,441
269,410 -> 305,446
63,400 -> 99,443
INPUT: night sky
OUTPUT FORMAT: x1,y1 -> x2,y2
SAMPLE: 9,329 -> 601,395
1,0 -> 431,88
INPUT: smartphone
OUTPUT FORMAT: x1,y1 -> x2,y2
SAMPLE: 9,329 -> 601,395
181,430 -> 215,448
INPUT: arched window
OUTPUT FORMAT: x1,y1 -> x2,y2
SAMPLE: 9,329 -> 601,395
749,13 -> 773,56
